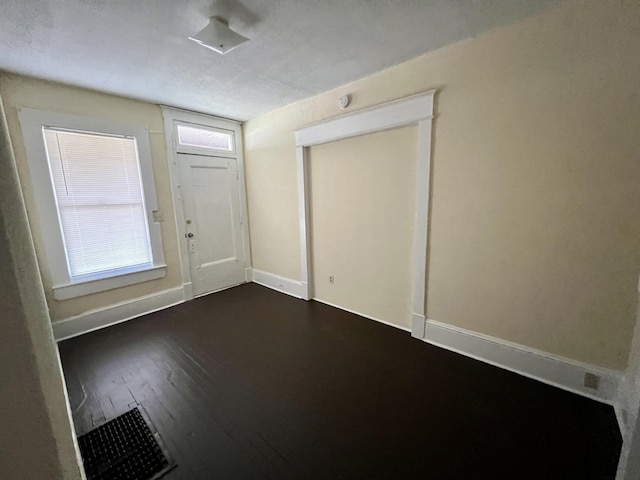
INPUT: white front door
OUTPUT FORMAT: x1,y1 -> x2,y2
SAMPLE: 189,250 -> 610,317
178,153 -> 246,296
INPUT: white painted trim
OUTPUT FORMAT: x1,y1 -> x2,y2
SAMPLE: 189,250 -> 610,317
52,286 -> 185,341
251,269 -> 305,299
17,107 -> 166,298
411,314 -> 426,339
616,277 -> 640,480
300,281 -> 310,300
618,383 -> 634,437
294,91 -> 435,335
422,319 -> 621,405
296,146 -> 312,300
162,109 -> 192,299
245,267 -> 253,282
182,282 -> 194,300
295,91 -> 435,147
616,406 -> 628,435
52,265 -> 166,300
615,277 -> 640,439
617,395 -> 640,480
160,105 -> 242,125
312,297 -> 412,333
54,344 -> 88,479
161,107 -> 252,301
411,118 -> 432,318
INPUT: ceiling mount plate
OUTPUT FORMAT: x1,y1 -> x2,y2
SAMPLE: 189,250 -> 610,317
188,16 -> 249,55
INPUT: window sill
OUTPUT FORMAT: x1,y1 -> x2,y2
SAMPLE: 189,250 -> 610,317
52,265 -> 167,300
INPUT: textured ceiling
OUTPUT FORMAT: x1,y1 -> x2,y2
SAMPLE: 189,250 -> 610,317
0,0 -> 561,121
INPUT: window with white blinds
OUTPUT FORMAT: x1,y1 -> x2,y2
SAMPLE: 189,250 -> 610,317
18,108 -> 166,300
42,128 -> 153,279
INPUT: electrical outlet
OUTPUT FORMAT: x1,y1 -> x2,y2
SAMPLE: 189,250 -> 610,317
584,372 -> 600,390
329,275 -> 334,284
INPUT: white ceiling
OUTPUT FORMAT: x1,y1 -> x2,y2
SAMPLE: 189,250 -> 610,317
0,0 -> 561,121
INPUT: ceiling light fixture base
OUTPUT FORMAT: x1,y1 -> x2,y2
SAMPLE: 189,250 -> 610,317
188,16 -> 249,55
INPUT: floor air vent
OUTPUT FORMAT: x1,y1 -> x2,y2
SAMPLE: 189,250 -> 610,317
78,407 -> 175,480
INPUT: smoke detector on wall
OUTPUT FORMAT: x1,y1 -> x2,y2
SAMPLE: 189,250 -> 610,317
188,16 -> 249,55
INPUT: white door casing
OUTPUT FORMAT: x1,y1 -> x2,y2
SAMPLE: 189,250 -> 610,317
178,154 -> 246,296
162,107 -> 251,300
294,91 -> 435,338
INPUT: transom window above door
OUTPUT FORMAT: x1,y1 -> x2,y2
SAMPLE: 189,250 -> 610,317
175,122 -> 235,155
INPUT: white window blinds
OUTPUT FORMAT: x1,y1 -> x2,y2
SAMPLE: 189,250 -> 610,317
43,128 -> 153,279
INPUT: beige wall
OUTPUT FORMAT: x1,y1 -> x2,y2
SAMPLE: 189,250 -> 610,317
0,97 -> 83,479
0,73 -> 182,321
310,127 -> 418,328
243,1 -> 640,370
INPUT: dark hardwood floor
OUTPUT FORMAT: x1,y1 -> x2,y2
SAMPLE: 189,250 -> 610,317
58,283 -> 621,479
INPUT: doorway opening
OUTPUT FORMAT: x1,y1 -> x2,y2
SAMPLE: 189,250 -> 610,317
162,107 -> 251,300
294,91 -> 435,337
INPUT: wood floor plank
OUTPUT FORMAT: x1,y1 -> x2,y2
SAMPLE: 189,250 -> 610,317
58,283 -> 622,479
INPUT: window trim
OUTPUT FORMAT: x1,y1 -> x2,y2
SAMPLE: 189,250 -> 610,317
18,108 -> 166,300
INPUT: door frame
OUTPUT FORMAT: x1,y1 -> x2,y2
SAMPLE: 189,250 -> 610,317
162,106 -> 252,301
294,91 -> 435,338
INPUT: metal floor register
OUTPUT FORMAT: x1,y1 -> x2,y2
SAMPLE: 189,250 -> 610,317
77,407 -> 175,480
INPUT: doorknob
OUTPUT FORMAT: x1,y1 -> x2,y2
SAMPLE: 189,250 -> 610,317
187,233 -> 194,238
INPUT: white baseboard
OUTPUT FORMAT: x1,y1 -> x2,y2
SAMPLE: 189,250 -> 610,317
412,313 -> 426,339
182,282 -> 194,301
311,298 -> 412,333
52,286 -> 186,341
250,269 -> 305,299
300,281 -> 310,301
422,319 -> 621,405
249,269 -> 411,333
615,405 -> 628,435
